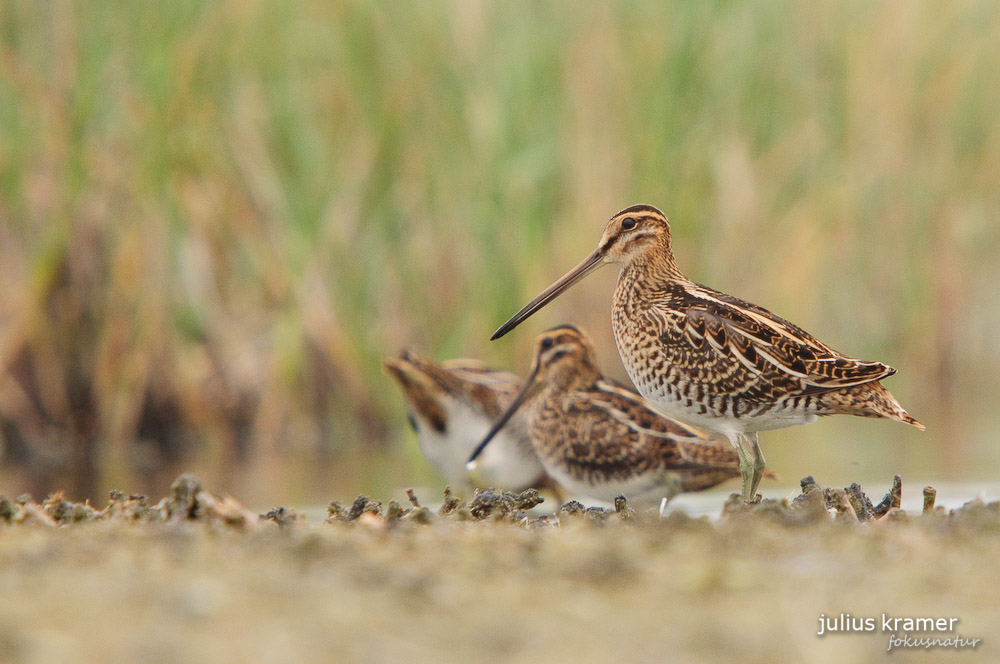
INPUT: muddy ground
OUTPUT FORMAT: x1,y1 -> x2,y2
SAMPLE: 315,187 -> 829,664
0,475 -> 996,664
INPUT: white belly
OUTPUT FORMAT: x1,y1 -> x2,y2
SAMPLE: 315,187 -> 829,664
415,401 -> 544,490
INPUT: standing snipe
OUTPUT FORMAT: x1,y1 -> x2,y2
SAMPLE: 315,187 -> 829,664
384,350 -> 547,492
490,204 -> 923,501
467,325 -> 771,506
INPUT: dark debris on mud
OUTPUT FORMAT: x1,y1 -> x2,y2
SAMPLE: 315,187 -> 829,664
0,473 -> 261,528
718,474 -> 979,530
1,472 -> 998,533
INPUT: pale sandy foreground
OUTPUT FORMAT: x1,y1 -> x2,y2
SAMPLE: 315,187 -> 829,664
0,477 -> 997,664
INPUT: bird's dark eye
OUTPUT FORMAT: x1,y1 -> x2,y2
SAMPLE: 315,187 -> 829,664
540,337 -> 554,350
622,217 -> 638,230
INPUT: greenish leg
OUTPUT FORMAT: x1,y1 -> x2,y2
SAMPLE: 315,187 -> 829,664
735,434 -> 754,501
748,432 -> 766,501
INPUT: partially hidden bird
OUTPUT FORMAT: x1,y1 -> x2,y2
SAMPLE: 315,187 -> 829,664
384,350 -> 548,492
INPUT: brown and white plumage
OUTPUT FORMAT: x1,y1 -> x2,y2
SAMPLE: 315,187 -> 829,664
383,350 -> 547,492
490,204 -> 922,501
468,325 -> 767,505
618,272 -> 920,434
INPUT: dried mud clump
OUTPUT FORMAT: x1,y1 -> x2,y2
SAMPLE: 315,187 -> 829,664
467,487 -> 543,522
614,495 -> 636,522
0,473 -> 259,529
261,507 -> 303,528
325,496 -> 384,523
166,473 -> 203,519
2,473 -> 999,534
43,493 -> 98,523
872,474 -> 903,517
718,474 -> 981,528
0,495 -> 14,523
321,486 -> 554,528
437,485 -> 462,516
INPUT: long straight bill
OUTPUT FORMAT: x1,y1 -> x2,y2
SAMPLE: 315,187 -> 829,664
491,249 -> 604,340
466,362 -> 541,470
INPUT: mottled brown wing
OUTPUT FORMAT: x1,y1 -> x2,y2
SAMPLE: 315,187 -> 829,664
660,283 -> 895,393
547,385 -> 715,480
591,379 -> 711,441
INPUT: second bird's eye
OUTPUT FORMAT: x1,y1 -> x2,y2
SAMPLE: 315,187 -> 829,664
622,217 -> 638,230
540,337 -> 554,350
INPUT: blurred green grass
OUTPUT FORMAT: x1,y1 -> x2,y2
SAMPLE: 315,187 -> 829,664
1,1 -> 999,504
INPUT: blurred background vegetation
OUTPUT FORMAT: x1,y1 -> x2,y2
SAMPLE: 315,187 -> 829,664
1,1 -> 998,507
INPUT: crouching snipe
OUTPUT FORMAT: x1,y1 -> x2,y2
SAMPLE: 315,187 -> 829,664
468,325 -> 771,506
